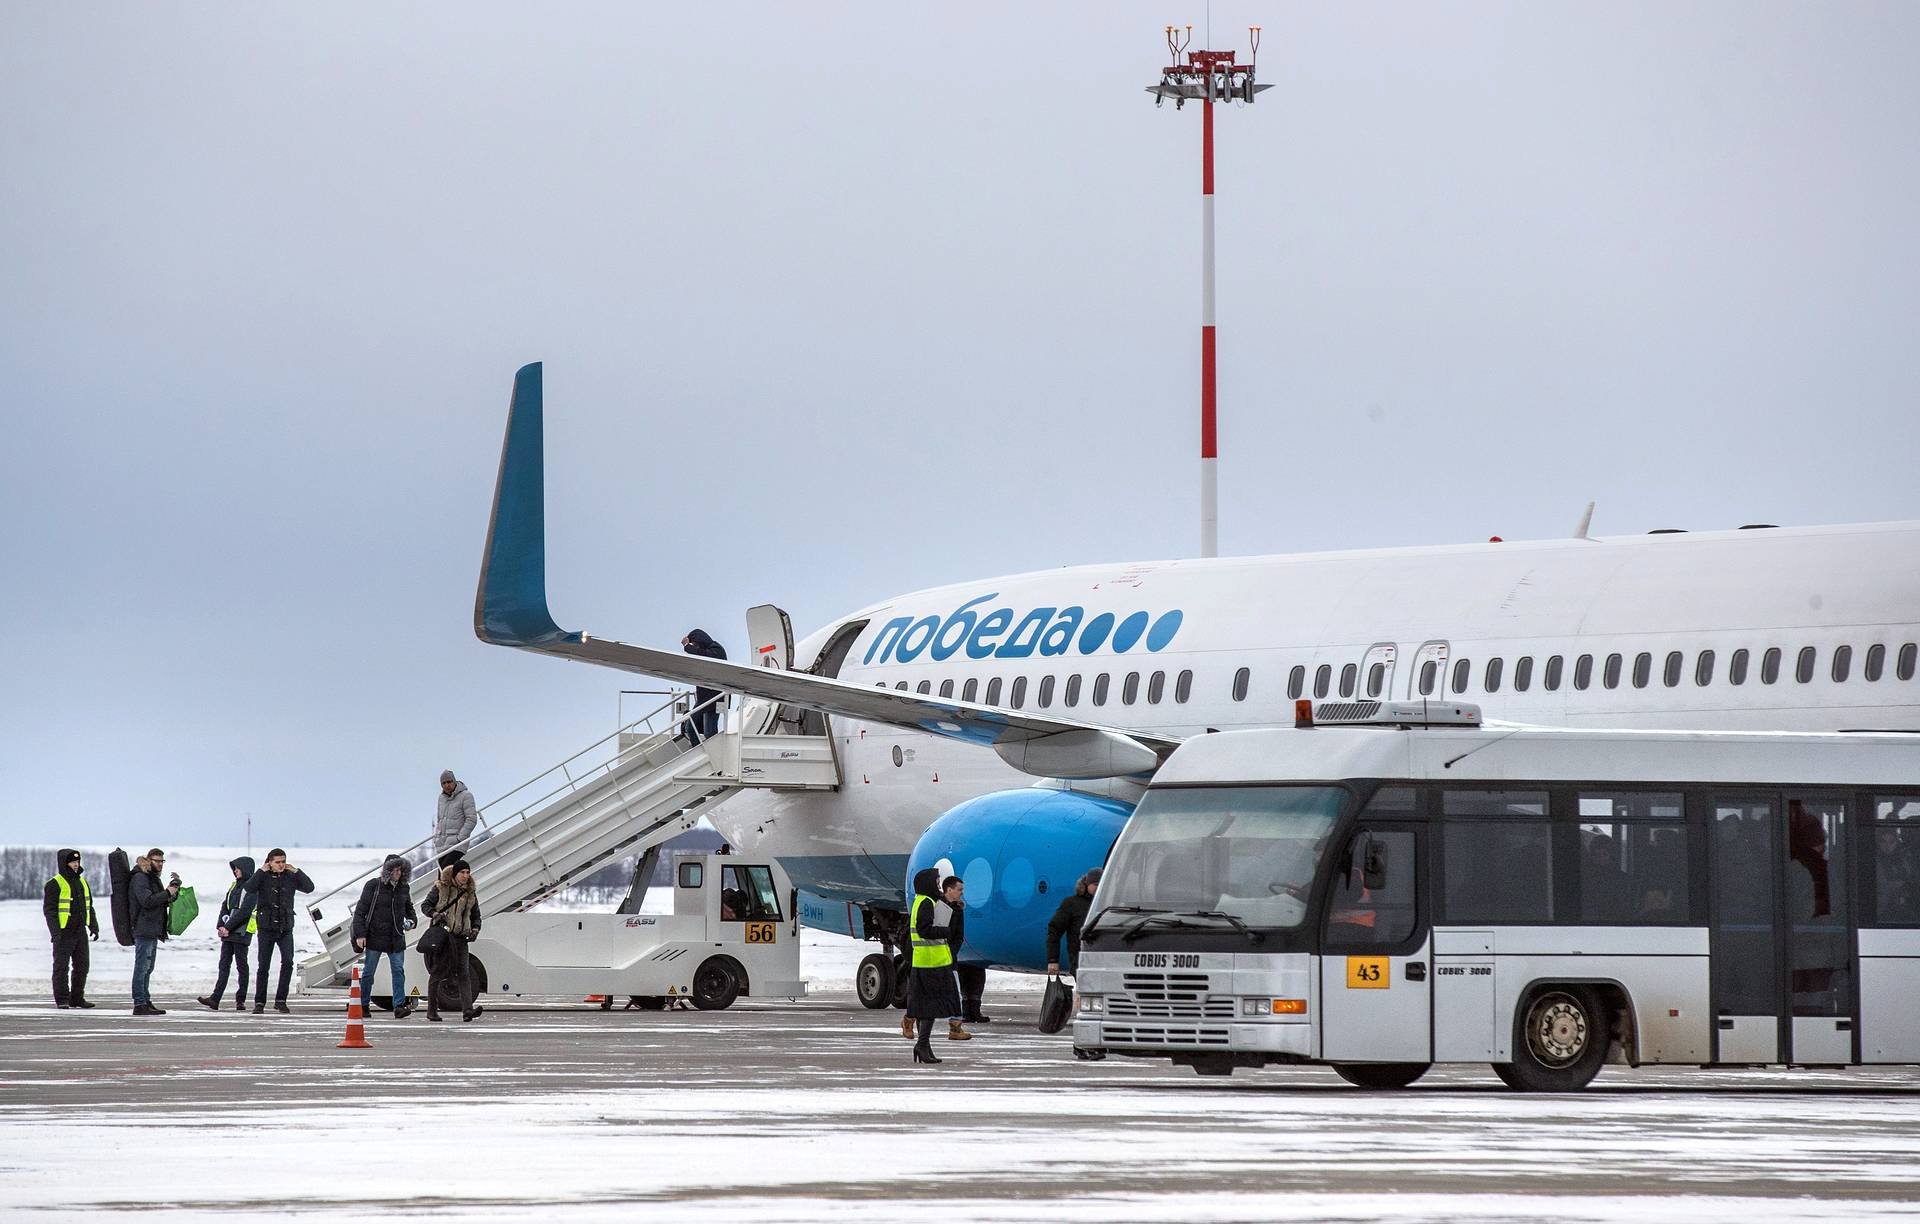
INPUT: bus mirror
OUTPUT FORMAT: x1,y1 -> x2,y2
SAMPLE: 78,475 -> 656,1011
1361,837 -> 1388,891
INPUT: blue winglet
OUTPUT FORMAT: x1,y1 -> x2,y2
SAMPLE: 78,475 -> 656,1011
474,362 -> 580,647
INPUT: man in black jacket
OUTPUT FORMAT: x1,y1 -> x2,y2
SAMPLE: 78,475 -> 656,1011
943,875 -> 990,1028
245,849 -> 315,1014
681,629 -> 728,742
43,849 -> 99,1009
198,856 -> 256,1012
353,855 -> 417,1018
128,849 -> 179,1015
1045,867 -> 1102,976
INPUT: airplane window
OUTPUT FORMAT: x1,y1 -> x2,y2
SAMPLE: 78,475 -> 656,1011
1094,673 -> 1111,705
1901,643 -> 1918,681
1037,675 -> 1055,708
1315,665 -> 1333,699
1287,666 -> 1304,700
1231,667 -> 1250,702
1761,647 -> 1782,684
1832,645 -> 1852,683
1544,655 -> 1563,691
1452,658 -> 1471,694
1663,651 -> 1683,687
1484,658 -> 1503,693
1010,676 -> 1027,708
1339,663 -> 1358,698
985,677 -> 1003,705
1148,671 -> 1166,703
1419,660 -> 1437,696
962,678 -> 979,702
1603,653 -> 1623,689
1729,649 -> 1749,685
1514,656 -> 1534,692
1175,670 -> 1193,703
1122,672 -> 1141,705
1065,674 -> 1082,706
1631,652 -> 1652,688
1367,662 -> 1385,697
1865,645 -> 1886,682
916,680 -> 932,695
1695,650 -> 1715,686
1796,646 -> 1817,684
1573,654 -> 1593,691
896,681 -> 909,691
938,679 -> 954,698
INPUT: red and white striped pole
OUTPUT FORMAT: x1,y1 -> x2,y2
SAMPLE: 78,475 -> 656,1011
1199,93 -> 1218,559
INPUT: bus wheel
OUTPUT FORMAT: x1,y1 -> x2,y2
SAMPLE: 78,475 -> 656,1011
1332,1062 -> 1429,1090
691,957 -> 742,1010
855,953 -> 896,1010
1495,985 -> 1607,1091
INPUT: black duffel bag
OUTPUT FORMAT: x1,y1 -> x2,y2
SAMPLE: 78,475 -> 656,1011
416,924 -> 448,960
1037,974 -> 1073,1034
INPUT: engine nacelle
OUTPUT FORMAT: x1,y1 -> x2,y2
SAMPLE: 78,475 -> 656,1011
907,787 -> 1133,971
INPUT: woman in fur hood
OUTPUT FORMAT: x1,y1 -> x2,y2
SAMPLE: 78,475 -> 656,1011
422,860 -> 482,1023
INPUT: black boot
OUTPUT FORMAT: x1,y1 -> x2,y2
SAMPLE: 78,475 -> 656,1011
198,996 -> 220,1011
912,1018 -> 941,1064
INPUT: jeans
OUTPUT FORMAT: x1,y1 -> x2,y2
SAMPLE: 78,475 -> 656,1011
254,930 -> 295,1006
210,939 -> 250,1005
361,949 -> 405,1009
52,928 -> 90,1004
131,938 -> 158,1005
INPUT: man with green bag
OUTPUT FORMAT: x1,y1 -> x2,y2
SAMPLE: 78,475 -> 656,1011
128,850 -> 180,1016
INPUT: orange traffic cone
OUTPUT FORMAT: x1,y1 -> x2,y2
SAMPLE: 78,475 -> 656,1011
337,965 -> 372,1049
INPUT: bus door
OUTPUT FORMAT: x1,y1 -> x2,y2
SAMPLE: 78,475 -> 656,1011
1318,823 -> 1430,1063
1708,792 -> 1856,1064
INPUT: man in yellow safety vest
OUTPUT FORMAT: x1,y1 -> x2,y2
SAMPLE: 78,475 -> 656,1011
42,849 -> 99,1009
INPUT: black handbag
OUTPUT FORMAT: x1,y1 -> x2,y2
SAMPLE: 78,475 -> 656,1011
416,925 -> 448,958
1037,975 -> 1073,1034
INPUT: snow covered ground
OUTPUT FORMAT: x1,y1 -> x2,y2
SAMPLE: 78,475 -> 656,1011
0,845 -> 1043,1002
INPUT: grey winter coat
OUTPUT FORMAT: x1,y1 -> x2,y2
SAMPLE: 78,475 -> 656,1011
435,782 -> 478,851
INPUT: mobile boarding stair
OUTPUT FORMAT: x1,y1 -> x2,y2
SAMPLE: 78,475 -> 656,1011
298,689 -> 838,1000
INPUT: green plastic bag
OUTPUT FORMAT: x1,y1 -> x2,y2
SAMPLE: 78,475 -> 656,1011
167,885 -> 199,936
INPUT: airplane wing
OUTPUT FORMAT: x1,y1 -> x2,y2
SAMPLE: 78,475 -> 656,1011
473,363 -> 1176,779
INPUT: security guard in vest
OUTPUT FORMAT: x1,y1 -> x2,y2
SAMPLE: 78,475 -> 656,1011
902,867 -> 962,1064
43,848 -> 99,1009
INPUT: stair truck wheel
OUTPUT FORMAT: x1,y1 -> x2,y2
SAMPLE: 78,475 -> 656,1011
692,957 -> 743,1010
856,953 -> 896,1010
1331,1062 -> 1430,1090
890,952 -> 910,1009
1493,984 -> 1608,1092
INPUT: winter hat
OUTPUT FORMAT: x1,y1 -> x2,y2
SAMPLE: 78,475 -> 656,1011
440,769 -> 456,784
449,860 -> 472,877
913,867 -> 942,898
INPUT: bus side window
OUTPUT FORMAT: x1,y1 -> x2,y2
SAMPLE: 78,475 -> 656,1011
1869,796 -> 1920,925
1324,829 -> 1416,947
1440,789 -> 1553,924
1576,791 -> 1688,923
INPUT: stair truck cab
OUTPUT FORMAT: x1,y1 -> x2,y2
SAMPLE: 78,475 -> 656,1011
1072,700 -> 1920,1089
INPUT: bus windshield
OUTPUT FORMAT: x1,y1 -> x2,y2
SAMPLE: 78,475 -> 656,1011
1093,786 -> 1349,931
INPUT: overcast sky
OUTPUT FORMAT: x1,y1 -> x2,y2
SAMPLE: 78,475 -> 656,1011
3,3 -> 1916,847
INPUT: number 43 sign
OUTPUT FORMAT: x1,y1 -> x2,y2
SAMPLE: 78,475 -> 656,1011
1346,956 -> 1389,989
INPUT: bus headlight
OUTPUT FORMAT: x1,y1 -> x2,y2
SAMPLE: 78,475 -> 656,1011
1077,994 -> 1104,1013
1244,998 -> 1308,1016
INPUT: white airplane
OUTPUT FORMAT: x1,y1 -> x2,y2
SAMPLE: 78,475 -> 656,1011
475,364 -> 1920,976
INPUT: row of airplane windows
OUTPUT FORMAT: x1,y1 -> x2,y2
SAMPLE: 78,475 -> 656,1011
881,641 -> 1920,711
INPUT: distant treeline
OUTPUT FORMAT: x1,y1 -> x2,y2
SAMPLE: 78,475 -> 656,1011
0,848 -> 114,901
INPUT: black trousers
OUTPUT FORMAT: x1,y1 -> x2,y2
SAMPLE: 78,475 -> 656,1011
211,938 -> 251,1004
254,930 -> 295,1006
955,963 -> 987,1015
430,936 -> 472,1013
52,928 -> 90,1004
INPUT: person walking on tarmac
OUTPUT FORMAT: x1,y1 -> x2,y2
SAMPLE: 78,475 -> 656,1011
941,875 -> 979,1040
434,770 -> 478,856
44,849 -> 98,1009
246,849 -> 315,1014
680,630 -> 728,743
197,856 -> 256,1012
422,859 -> 481,1022
903,867 -> 962,1065
353,855 -> 417,1018
1045,867 -> 1102,977
128,850 -> 180,1015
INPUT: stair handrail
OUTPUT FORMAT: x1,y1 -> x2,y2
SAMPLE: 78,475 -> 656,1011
305,687 -> 730,931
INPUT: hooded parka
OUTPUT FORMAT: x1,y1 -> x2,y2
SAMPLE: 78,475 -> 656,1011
43,849 -> 99,940
217,856 -> 257,944
352,856 -> 417,953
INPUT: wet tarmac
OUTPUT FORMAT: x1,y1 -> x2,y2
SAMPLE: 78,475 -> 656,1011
1,993 -> 1917,1221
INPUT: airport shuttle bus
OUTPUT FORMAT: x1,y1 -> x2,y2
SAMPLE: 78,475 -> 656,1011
1071,702 -> 1920,1089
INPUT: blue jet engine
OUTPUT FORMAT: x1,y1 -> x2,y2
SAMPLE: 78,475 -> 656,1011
906,788 -> 1133,971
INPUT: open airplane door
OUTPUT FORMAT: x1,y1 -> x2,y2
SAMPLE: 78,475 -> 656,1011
746,604 -> 794,671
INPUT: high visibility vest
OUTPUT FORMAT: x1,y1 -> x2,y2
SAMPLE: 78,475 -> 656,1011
50,875 -> 93,930
909,895 -> 953,969
226,886 -> 257,935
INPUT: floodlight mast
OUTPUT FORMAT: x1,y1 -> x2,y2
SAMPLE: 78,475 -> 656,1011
1148,25 -> 1270,560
